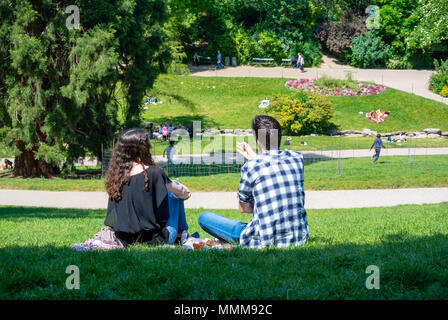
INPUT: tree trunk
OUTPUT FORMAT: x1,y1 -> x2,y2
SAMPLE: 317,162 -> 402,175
13,140 -> 59,178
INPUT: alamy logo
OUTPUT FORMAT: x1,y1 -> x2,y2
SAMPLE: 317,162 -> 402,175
365,265 -> 380,290
65,265 -> 80,290
365,5 -> 380,30
66,5 -> 80,29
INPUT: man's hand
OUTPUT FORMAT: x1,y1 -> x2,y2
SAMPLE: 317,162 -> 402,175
239,201 -> 254,213
236,142 -> 257,161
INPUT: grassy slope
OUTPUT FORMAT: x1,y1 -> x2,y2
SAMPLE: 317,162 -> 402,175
0,203 -> 447,299
143,75 -> 448,131
1,155 -> 447,192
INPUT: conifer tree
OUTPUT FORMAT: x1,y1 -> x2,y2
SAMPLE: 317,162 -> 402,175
0,0 -> 168,177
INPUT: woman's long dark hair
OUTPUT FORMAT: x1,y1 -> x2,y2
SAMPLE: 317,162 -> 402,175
105,128 -> 155,200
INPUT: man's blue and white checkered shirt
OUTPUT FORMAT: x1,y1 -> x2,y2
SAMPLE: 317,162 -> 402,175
237,148 -> 309,249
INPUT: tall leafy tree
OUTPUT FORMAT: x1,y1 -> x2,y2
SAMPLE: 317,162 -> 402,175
406,0 -> 448,57
0,0 -> 169,177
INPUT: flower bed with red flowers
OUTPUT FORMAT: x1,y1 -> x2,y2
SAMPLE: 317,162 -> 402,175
285,78 -> 386,96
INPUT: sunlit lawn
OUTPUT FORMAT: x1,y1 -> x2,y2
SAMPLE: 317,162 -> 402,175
0,203 -> 447,299
1,155 -> 447,192
143,75 -> 448,132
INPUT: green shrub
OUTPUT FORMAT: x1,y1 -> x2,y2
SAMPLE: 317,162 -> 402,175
351,32 -> 390,68
255,31 -> 287,63
233,30 -> 287,65
429,59 -> 448,96
233,29 -> 253,64
313,75 -> 359,90
290,40 -> 322,67
440,85 -> 448,97
430,74 -> 448,95
267,91 -> 334,135
386,55 -> 413,69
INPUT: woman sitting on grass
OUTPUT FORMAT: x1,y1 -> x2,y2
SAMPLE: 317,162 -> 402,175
104,128 -> 191,246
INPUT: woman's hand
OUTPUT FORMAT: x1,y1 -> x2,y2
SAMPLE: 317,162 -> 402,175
236,142 -> 257,161
182,185 -> 191,200
166,181 -> 191,200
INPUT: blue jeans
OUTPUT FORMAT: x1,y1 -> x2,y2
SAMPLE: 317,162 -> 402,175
166,181 -> 188,243
198,211 -> 247,244
373,148 -> 381,163
162,159 -> 176,175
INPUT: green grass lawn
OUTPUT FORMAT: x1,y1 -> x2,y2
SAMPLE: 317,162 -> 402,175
176,154 -> 448,191
143,75 -> 448,132
149,135 -> 448,155
1,155 -> 447,192
1,203 -> 447,299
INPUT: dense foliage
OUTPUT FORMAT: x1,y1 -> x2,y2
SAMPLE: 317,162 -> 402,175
0,0 -> 169,177
351,31 -> 390,68
430,60 -> 448,97
168,0 -> 321,66
166,0 -> 446,69
267,91 -> 334,135
1,0 -> 447,178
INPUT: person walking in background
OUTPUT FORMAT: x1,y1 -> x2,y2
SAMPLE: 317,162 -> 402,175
161,124 -> 170,141
176,122 -> 186,131
193,52 -> 200,66
148,122 -> 154,139
370,133 -> 386,164
290,53 -> 297,68
217,50 -> 224,69
163,140 -> 177,176
298,53 -> 305,72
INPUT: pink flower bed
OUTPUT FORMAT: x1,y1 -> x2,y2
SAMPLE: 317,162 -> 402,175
285,79 -> 386,96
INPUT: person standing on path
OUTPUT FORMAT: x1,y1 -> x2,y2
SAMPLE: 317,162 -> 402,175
193,52 -> 200,65
370,133 -> 386,164
298,53 -> 305,72
163,140 -> 177,176
290,53 -> 297,68
217,50 -> 224,69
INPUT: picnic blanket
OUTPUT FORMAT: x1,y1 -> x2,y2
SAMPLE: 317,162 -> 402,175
71,227 -> 124,251
365,109 -> 389,123
70,227 -> 235,252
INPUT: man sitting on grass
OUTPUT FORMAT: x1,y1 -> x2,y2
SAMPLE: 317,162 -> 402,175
198,115 -> 309,248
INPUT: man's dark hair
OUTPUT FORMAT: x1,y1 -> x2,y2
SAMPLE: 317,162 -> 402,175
251,115 -> 282,150
376,134 -> 381,138
169,140 -> 175,146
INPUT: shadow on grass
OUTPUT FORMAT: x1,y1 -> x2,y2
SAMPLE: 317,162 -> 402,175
151,90 -> 200,113
147,114 -> 218,131
0,206 -> 105,220
0,232 -> 447,299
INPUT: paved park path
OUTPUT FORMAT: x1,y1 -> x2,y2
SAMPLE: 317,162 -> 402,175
189,55 -> 448,105
1,187 -> 447,210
